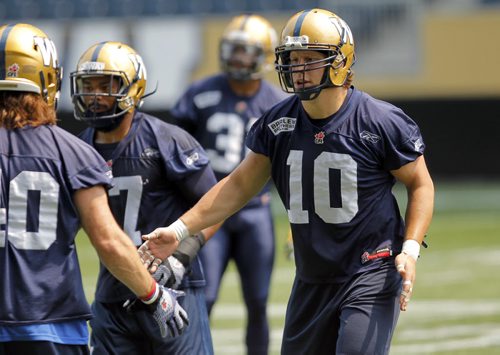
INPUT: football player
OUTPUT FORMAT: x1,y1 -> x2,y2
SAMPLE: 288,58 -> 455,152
70,41 -> 218,354
0,24 -> 186,355
169,14 -> 288,354
140,8 -> 435,355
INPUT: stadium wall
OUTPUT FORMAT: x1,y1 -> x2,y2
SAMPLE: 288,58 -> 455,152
48,9 -> 500,179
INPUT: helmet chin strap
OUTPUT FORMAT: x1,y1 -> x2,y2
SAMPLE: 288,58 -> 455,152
84,105 -> 128,132
295,70 -> 335,101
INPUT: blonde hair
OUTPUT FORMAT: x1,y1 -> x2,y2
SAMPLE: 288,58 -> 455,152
0,92 -> 56,129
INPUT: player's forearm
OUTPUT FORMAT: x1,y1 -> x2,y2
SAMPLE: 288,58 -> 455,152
94,233 -> 155,298
403,177 -> 434,244
75,187 -> 154,298
181,174 -> 254,234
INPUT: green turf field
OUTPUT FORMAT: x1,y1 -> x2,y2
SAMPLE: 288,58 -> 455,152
77,180 -> 500,354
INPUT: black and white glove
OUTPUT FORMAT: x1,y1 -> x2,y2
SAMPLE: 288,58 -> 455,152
153,256 -> 186,289
124,283 -> 189,338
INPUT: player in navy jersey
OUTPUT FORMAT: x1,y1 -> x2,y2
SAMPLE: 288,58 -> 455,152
0,24 -> 186,355
170,14 -> 288,354
139,8 -> 435,355
70,41 -> 219,354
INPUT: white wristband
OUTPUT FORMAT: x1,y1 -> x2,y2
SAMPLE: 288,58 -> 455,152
402,239 -> 420,261
141,282 -> 160,305
170,219 -> 190,242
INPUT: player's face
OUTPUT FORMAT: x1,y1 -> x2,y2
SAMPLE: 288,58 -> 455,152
289,50 -> 327,89
227,44 -> 258,70
80,76 -> 120,113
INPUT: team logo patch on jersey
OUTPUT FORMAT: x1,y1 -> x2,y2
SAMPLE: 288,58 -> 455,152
413,138 -> 423,152
314,131 -> 325,144
141,148 -> 160,159
360,130 -> 381,144
186,152 -> 199,165
235,100 -> 247,114
268,117 -> 296,136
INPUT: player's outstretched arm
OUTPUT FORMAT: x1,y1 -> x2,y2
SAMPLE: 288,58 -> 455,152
74,185 -> 189,337
391,155 -> 434,311
140,152 -> 271,264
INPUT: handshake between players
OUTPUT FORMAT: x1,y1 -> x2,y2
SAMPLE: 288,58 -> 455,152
134,226 -> 207,338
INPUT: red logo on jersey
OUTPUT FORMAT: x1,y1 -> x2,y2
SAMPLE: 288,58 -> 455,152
314,131 -> 325,144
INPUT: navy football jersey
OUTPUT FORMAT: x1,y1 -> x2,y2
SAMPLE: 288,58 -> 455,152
171,73 -> 288,200
0,125 -> 112,324
246,87 -> 425,283
79,112 -> 217,303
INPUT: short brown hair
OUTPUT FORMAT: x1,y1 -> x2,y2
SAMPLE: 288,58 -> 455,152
0,92 -> 57,129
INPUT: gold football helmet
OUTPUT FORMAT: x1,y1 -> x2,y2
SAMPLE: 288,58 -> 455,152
0,23 -> 62,108
275,8 -> 355,100
220,14 -> 278,80
70,41 -> 147,129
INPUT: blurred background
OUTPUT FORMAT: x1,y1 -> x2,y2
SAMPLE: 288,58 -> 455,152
2,0 -> 500,353
2,0 -> 500,179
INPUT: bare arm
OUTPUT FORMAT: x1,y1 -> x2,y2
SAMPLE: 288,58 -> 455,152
74,185 -> 155,298
391,155 -> 434,245
183,151 -> 271,237
141,152 -> 271,260
391,155 -> 434,310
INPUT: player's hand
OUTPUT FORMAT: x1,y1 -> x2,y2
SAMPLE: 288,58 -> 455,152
395,252 -> 417,311
145,285 -> 189,338
139,227 -> 180,272
123,284 -> 189,338
153,256 -> 186,289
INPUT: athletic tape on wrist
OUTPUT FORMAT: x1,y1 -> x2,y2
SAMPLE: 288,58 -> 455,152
402,239 -> 420,261
170,219 -> 190,242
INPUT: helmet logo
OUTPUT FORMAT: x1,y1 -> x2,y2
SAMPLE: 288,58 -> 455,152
329,17 -> 354,46
284,35 -> 309,48
33,36 -> 58,68
128,54 -> 147,80
7,63 -> 19,77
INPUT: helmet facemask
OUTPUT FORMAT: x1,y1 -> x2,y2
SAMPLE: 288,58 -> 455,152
70,42 -> 147,131
219,14 -> 278,82
220,39 -> 266,81
275,9 -> 355,101
71,70 -> 136,131
275,48 -> 341,101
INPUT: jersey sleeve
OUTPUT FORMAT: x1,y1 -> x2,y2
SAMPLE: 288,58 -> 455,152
380,108 -> 425,171
170,86 -> 198,133
57,128 -> 113,189
245,112 -> 273,157
156,124 -> 211,180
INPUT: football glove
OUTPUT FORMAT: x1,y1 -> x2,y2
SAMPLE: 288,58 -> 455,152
124,285 -> 189,338
153,256 -> 186,289
148,286 -> 189,338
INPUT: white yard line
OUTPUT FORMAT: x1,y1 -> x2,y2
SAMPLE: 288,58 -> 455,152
211,299 -> 500,355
